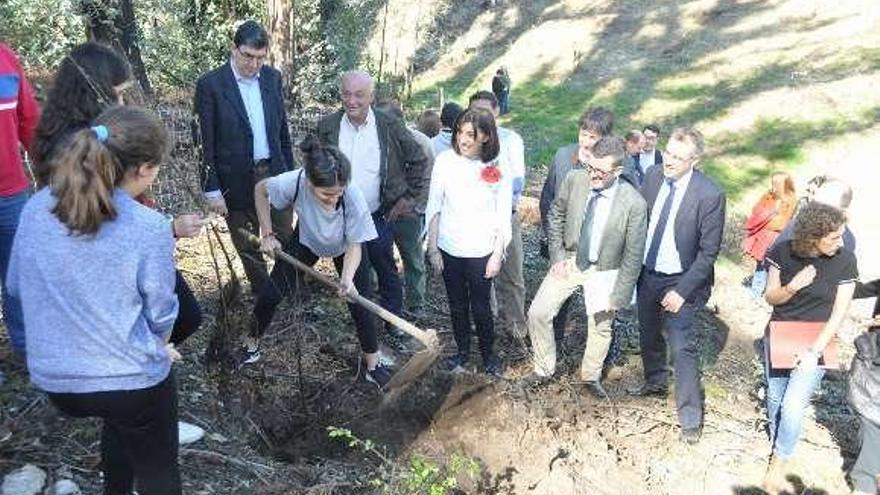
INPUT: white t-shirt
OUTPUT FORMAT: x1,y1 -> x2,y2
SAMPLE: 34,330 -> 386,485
425,150 -> 513,258
266,170 -> 377,257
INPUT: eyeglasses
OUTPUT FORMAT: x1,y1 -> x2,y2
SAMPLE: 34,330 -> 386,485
237,47 -> 266,64
586,163 -> 617,177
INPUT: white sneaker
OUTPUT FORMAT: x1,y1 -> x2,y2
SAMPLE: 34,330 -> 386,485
178,421 -> 204,446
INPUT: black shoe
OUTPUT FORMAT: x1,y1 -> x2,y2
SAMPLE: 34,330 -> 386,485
444,354 -> 470,373
483,354 -> 504,379
364,363 -> 394,390
585,380 -> 609,398
627,382 -> 668,397
680,426 -> 702,445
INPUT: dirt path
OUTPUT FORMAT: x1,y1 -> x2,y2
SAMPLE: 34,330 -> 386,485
0,214 -> 870,495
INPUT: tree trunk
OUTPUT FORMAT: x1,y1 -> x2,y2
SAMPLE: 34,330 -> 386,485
81,0 -> 153,98
266,0 -> 292,75
117,0 -> 153,97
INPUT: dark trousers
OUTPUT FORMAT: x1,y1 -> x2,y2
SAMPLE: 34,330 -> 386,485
47,373 -> 180,495
852,415 -> 880,493
226,206 -> 294,294
637,270 -> 707,429
358,212 -> 403,318
252,232 -> 379,354
441,250 -> 496,361
169,270 -> 202,345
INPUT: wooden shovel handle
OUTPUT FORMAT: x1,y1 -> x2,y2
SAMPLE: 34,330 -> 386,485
240,230 -> 437,349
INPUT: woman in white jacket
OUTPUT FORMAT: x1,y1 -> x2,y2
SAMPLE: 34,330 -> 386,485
426,108 -> 512,378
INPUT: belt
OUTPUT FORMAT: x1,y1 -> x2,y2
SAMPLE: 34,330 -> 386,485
644,268 -> 682,277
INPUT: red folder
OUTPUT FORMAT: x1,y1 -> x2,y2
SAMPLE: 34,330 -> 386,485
768,321 -> 839,369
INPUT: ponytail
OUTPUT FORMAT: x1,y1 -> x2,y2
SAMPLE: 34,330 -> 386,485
48,106 -> 169,235
50,129 -> 119,235
300,134 -> 351,188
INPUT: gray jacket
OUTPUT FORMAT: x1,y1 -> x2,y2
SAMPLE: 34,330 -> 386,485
548,172 -> 648,308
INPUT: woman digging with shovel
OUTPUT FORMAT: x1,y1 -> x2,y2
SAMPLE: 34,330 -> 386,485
246,135 -> 395,389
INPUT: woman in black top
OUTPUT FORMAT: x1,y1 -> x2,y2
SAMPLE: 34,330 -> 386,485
761,202 -> 857,493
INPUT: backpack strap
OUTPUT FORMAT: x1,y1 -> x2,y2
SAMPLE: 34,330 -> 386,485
291,169 -> 304,206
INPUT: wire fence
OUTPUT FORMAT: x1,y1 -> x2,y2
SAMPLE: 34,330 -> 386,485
150,104 -> 329,215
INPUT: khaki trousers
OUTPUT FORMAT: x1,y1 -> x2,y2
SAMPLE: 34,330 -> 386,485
527,263 -> 614,380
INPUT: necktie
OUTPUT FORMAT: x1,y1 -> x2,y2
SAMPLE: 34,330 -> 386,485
575,190 -> 602,271
644,178 -> 676,271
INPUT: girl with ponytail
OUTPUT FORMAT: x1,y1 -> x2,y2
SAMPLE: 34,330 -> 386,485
8,106 -> 183,495
245,135 -> 394,389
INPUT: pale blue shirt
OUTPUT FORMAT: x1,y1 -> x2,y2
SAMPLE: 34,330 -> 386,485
498,126 -> 526,206
231,62 -> 269,161
644,169 -> 694,274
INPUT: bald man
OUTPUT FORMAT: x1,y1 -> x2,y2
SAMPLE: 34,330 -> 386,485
316,71 -> 428,352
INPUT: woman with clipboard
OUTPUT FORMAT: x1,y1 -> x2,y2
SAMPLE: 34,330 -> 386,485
761,202 -> 857,493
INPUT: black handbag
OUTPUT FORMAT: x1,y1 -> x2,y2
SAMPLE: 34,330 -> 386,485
848,330 -> 880,425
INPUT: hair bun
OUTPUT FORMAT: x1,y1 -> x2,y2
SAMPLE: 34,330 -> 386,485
299,134 -> 323,156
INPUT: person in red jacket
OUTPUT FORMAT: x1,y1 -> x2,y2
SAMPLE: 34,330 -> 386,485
0,42 -> 39,357
742,171 -> 796,298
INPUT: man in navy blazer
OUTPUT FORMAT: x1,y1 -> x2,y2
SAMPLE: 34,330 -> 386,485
631,124 -> 664,186
630,127 -> 726,445
194,20 -> 294,298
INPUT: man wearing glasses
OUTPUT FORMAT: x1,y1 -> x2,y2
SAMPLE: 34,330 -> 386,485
633,124 -> 663,184
629,127 -> 726,445
524,136 -> 647,398
194,20 -> 294,325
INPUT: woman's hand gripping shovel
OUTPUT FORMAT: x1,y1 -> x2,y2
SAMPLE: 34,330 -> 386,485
241,230 -> 440,399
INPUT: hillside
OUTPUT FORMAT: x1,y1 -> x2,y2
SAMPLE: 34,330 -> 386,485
367,0 -> 879,268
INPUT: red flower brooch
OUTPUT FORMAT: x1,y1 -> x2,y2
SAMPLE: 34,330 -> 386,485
481,164 -> 502,184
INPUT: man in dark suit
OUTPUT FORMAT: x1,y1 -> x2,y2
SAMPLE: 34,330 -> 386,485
631,124 -> 664,185
631,127 -> 726,445
194,20 -> 294,302
316,71 -> 428,340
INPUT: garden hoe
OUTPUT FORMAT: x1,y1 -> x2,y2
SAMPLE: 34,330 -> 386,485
241,231 -> 441,398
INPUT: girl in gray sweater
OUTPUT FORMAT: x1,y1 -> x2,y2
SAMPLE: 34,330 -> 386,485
8,106 -> 181,495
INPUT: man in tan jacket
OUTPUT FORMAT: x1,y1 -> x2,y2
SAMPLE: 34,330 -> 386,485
525,136 -> 648,397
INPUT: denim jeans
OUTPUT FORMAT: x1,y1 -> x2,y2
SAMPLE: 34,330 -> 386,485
764,335 -> 825,458
357,212 -> 403,317
750,267 -> 768,299
0,192 -> 27,355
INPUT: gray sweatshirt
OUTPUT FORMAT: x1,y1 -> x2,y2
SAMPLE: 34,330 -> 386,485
7,188 -> 178,393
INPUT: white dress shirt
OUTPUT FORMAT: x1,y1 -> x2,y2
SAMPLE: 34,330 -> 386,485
338,108 -> 382,213
425,150 -> 513,258
638,149 -> 657,174
644,169 -> 693,274
585,179 -> 619,263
